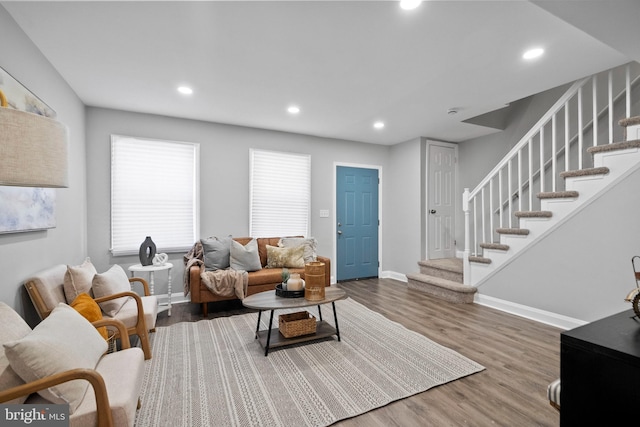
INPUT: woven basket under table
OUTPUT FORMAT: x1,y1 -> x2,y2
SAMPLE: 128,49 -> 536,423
279,311 -> 317,338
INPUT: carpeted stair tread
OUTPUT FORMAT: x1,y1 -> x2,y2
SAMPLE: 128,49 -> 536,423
587,139 -> 640,154
560,167 -> 609,179
469,256 -> 491,264
418,258 -> 463,274
538,190 -> 579,199
496,228 -> 530,236
515,211 -> 552,218
618,116 -> 640,128
417,258 -> 463,283
479,242 -> 509,251
406,272 -> 477,296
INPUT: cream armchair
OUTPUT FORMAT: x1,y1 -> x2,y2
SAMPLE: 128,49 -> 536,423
0,302 -> 145,427
24,264 -> 158,360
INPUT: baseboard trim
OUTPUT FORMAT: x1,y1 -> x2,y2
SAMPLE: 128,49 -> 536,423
376,271 -> 583,329
381,270 -> 407,282
474,293 -> 586,330
156,292 -> 190,306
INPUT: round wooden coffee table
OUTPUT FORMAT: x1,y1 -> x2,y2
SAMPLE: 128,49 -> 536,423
242,287 -> 347,356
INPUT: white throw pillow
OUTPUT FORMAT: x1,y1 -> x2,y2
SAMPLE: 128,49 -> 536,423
230,239 -> 262,272
92,265 -> 131,316
3,303 -> 108,413
63,257 -> 97,303
0,302 -> 33,404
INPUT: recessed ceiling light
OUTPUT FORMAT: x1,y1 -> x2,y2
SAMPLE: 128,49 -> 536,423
287,105 -> 300,114
177,86 -> 193,95
373,121 -> 385,129
523,48 -> 544,60
400,0 -> 422,10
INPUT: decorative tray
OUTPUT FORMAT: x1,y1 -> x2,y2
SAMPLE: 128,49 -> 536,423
275,283 -> 304,298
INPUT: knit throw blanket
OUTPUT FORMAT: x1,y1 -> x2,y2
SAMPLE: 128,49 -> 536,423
183,240 -> 248,299
200,269 -> 248,300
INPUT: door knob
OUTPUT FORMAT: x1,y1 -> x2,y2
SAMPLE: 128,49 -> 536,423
430,209 -> 436,214
337,230 -> 342,235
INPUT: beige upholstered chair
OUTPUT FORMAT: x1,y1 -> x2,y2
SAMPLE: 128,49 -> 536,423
24,264 -> 158,360
0,302 -> 145,427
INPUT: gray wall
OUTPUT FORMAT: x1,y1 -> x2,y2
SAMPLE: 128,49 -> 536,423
456,84 -> 572,249
0,7 -> 87,325
0,0 -> 429,321
479,165 -> 640,322
384,137 -> 424,277
85,107 -> 424,295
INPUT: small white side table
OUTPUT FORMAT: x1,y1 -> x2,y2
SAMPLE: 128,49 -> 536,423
128,262 -> 173,316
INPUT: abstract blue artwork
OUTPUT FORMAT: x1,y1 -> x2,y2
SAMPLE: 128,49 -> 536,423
0,187 -> 56,233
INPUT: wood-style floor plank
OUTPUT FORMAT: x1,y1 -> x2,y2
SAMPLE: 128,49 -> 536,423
155,278 -> 561,426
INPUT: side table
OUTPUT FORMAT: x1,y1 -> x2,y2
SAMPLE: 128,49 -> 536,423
128,262 -> 173,316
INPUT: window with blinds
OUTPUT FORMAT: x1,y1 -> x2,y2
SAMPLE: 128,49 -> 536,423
250,149 -> 310,237
110,135 -> 199,255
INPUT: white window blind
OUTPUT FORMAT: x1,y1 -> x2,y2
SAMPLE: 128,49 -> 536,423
111,135 -> 199,255
250,149 -> 310,237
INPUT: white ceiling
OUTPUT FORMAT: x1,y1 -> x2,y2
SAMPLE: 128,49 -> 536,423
3,1 -> 638,145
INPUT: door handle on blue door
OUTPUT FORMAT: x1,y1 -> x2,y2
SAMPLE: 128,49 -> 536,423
337,230 -> 342,235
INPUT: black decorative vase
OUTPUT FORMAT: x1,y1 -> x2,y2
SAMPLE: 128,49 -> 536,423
138,236 -> 157,266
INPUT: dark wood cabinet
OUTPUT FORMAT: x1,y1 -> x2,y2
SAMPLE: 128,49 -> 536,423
561,309 -> 640,425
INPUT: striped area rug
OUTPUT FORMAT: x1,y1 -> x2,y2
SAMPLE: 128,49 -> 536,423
135,298 -> 484,427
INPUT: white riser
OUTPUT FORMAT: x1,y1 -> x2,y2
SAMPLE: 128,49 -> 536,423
564,174 -> 607,196
540,197 -> 579,217
481,248 -> 512,266
518,216 -> 557,234
468,261 -> 493,284
593,147 -> 640,169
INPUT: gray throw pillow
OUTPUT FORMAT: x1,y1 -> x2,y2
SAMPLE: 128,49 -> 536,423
230,239 -> 262,272
201,236 -> 232,270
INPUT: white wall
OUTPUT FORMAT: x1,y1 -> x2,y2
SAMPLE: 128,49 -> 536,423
0,6 -> 87,325
85,107 -> 406,294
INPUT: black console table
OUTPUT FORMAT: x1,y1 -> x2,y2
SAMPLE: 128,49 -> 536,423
561,309 -> 640,425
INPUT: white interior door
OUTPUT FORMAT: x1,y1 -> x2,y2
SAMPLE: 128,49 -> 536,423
428,143 -> 456,259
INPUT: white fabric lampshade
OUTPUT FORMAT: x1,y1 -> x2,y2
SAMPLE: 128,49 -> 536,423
0,107 -> 69,187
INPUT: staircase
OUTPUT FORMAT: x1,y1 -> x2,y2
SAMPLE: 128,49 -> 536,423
407,258 -> 475,303
408,62 -> 640,301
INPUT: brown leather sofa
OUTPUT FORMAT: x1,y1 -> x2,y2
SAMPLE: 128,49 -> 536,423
188,237 -> 331,317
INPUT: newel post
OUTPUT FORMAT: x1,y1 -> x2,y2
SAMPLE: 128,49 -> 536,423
462,188 -> 471,286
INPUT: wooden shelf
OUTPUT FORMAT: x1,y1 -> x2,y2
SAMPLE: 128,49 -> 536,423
256,320 -> 337,350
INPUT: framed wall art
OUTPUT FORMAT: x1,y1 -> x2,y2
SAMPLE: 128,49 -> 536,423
0,66 -> 57,233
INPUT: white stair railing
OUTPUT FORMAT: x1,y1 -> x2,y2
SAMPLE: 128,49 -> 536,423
463,62 -> 640,285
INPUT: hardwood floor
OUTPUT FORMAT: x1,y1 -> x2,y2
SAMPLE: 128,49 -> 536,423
155,278 -> 561,426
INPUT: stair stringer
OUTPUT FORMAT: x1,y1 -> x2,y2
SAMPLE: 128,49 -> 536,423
469,146 -> 640,287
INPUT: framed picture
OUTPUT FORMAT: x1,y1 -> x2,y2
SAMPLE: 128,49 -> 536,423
0,67 -> 56,117
0,66 -> 57,234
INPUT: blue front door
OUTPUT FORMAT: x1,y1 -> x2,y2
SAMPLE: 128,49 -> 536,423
336,166 -> 379,281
